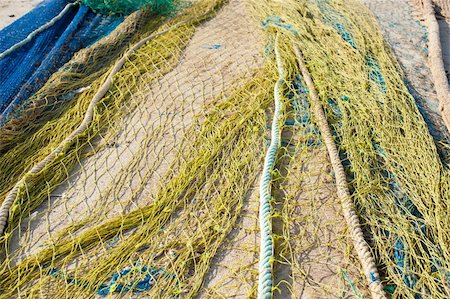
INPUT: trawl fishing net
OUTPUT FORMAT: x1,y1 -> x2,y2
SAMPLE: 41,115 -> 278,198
1,0 -> 450,298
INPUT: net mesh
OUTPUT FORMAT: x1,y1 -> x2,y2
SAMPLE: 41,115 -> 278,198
248,0 -> 450,297
81,0 -> 175,15
1,0 -> 450,298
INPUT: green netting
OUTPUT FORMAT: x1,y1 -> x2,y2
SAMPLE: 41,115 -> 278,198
81,0 -> 176,15
1,0 -> 450,298
250,0 -> 450,297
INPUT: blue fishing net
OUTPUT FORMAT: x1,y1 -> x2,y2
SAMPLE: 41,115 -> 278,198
0,0 -> 123,123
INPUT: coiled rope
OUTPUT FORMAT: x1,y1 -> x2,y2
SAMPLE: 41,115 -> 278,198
421,0 -> 450,133
0,1 -> 80,60
0,9 -> 219,238
257,32 -> 284,299
293,43 -> 386,299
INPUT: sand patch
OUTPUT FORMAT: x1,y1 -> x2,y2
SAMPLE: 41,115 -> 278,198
0,0 -> 41,30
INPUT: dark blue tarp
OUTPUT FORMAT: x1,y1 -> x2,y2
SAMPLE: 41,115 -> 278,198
0,0 -> 123,123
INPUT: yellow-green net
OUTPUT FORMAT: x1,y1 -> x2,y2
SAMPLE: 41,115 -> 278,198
1,0 -> 450,298
250,0 -> 450,297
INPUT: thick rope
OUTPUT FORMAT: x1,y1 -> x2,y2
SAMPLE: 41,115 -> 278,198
0,11 -> 216,237
293,43 -> 386,299
0,1 -> 80,60
257,32 -> 284,299
421,0 -> 450,133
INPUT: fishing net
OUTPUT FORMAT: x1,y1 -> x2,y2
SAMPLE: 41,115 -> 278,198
1,0 -> 450,298
0,0 -> 123,123
0,0 -> 274,297
82,0 -> 175,15
248,0 -> 450,297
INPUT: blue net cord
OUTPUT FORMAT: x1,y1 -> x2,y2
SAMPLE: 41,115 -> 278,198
46,263 -> 176,296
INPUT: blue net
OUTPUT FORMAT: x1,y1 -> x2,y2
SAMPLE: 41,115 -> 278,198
0,0 -> 122,123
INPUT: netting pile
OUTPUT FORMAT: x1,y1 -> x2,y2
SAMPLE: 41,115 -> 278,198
251,0 -> 450,297
1,0 -> 450,298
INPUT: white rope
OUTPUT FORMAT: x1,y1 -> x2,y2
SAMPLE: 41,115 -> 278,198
0,1 -> 79,60
257,32 -> 284,299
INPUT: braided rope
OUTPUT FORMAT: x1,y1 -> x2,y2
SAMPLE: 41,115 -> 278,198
0,10 -> 219,237
293,43 -> 386,299
421,0 -> 450,133
257,32 -> 284,299
0,1 -> 80,60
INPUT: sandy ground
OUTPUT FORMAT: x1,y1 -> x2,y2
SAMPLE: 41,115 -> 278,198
0,0 -> 42,30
